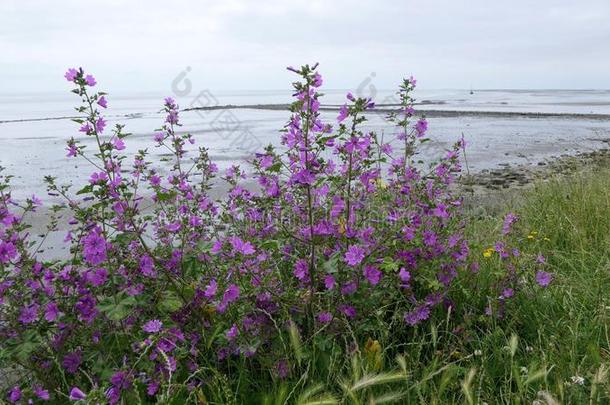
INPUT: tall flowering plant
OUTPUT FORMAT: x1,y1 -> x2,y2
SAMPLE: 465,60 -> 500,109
215,65 -> 470,370
1,68 -> 222,403
0,64 -> 471,403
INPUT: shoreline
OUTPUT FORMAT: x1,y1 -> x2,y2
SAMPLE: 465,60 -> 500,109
460,146 -> 610,211
461,146 -> 610,191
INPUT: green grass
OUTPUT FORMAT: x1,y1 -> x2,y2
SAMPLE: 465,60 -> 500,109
458,166 -> 610,404
240,166 -> 610,405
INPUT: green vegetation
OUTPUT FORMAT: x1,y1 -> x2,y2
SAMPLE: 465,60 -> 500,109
257,167 -> 610,404
2,66 -> 608,404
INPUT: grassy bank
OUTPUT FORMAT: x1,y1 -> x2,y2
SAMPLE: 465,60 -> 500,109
254,167 -> 610,405
459,166 -> 610,404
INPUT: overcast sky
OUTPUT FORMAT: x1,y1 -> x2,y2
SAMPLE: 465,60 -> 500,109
1,0 -> 610,93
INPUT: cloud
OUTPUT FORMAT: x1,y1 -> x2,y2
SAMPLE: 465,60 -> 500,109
0,0 -> 609,92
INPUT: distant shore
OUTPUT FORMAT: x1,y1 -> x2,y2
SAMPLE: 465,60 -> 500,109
3,103 -> 610,125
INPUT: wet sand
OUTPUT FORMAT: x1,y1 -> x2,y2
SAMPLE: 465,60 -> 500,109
2,105 -> 610,202
460,146 -> 610,211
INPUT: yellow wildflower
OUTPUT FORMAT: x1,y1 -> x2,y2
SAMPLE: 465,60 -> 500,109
483,247 -> 494,258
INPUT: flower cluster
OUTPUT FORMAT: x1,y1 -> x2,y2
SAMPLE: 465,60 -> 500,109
0,64 -> 526,402
482,212 -> 553,318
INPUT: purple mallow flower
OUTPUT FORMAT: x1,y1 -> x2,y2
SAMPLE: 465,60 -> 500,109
82,227 -> 108,265
536,271 -> 553,287
97,95 -> 108,108
45,301 -> 60,322
399,268 -> 411,284
19,304 -> 39,324
88,171 -> 108,185
63,351 -> 82,374
226,324 -> 239,340
344,245 -> 365,267
34,385 -> 50,401
341,280 -> 358,295
0,241 -> 17,264
502,213 -> 518,235
217,284 -> 240,313
64,68 -> 78,82
86,267 -> 108,287
143,319 -> 163,333
324,274 -> 336,290
363,265 -> 382,285
166,110 -> 179,124
293,259 -> 309,281
139,254 -> 156,277
404,305 -> 431,326
84,74 -> 96,86
79,122 -> 92,133
337,104 -> 348,122
223,284 -> 240,302
154,132 -> 165,143
415,118 -> 428,137
66,143 -> 78,157
230,236 -> 255,255
204,279 -> 217,298
164,97 -> 176,109
95,117 -> 106,133
108,371 -> 132,404
8,386 -> 21,403
147,381 -> 159,396
339,305 -> 357,318
112,137 -> 125,150
317,311 -> 333,323
69,387 -> 86,401
259,154 -> 273,169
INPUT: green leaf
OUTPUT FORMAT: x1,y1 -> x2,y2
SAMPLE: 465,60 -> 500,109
322,252 -> 340,274
156,190 -> 177,202
268,162 -> 283,173
6,330 -> 41,363
316,134 -> 338,145
260,239 -> 280,251
198,240 -> 214,252
97,295 -> 137,321
380,257 -> 400,272
76,184 -> 94,195
157,290 -> 183,313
